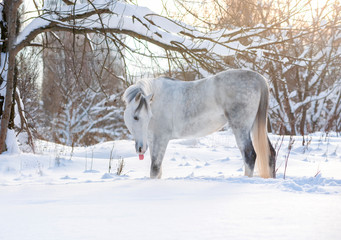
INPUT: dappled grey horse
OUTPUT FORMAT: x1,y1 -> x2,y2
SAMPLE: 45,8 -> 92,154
123,69 -> 276,179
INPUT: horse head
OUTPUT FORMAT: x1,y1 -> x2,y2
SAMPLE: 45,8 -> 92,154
124,88 -> 153,158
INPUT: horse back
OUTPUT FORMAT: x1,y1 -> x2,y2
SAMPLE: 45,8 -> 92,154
150,70 -> 267,139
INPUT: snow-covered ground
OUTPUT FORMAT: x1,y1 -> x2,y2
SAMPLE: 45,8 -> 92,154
1,130 -> 341,240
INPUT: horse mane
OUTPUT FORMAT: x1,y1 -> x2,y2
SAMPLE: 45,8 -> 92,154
123,78 -> 154,104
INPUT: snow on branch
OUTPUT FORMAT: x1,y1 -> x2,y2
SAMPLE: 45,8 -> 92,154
15,1 -> 204,54
14,0 -> 284,61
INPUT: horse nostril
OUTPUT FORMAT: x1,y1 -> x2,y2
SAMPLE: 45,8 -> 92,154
139,147 -> 142,153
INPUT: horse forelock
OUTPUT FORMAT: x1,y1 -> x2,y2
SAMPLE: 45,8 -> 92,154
123,81 -> 152,115
135,96 -> 148,114
123,79 -> 153,104
123,86 -> 144,103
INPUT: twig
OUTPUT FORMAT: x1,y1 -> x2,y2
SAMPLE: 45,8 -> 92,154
283,136 -> 295,180
275,135 -> 284,173
108,143 -> 115,173
117,157 -> 124,176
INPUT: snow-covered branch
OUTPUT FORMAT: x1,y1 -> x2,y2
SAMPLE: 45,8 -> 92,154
15,1 -> 207,55
14,0 -> 311,67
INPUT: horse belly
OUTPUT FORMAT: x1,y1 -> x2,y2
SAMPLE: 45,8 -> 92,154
173,111 -> 227,139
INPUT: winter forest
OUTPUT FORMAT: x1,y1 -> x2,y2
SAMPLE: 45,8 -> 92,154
0,0 -> 340,152
1,1 -> 341,239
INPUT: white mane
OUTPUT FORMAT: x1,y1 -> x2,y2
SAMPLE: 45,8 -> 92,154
123,78 -> 154,103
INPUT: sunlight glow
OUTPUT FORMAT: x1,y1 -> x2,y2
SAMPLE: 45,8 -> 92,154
311,0 -> 338,8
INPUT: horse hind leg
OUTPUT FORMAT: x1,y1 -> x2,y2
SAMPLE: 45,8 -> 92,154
232,128 -> 256,177
268,137 -> 276,178
244,137 -> 257,177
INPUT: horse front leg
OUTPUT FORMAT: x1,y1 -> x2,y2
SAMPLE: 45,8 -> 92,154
149,136 -> 169,179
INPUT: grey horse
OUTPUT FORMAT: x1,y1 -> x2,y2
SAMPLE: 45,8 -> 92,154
123,69 -> 276,179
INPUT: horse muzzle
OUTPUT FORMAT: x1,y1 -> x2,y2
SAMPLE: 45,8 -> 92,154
135,141 -> 148,154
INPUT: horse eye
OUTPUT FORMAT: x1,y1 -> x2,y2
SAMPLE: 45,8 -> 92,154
134,116 -> 139,121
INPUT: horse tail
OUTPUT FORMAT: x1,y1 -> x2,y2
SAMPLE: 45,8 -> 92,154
251,80 -> 272,178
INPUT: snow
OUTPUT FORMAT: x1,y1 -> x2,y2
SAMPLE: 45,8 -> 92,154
14,0 -> 279,58
4,129 -> 20,154
15,17 -> 50,46
0,130 -> 341,239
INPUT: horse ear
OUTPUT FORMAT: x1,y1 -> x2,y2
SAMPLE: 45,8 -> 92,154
146,94 -> 154,103
135,92 -> 142,102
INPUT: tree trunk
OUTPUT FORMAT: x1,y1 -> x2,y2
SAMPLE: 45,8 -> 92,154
0,0 -> 21,152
